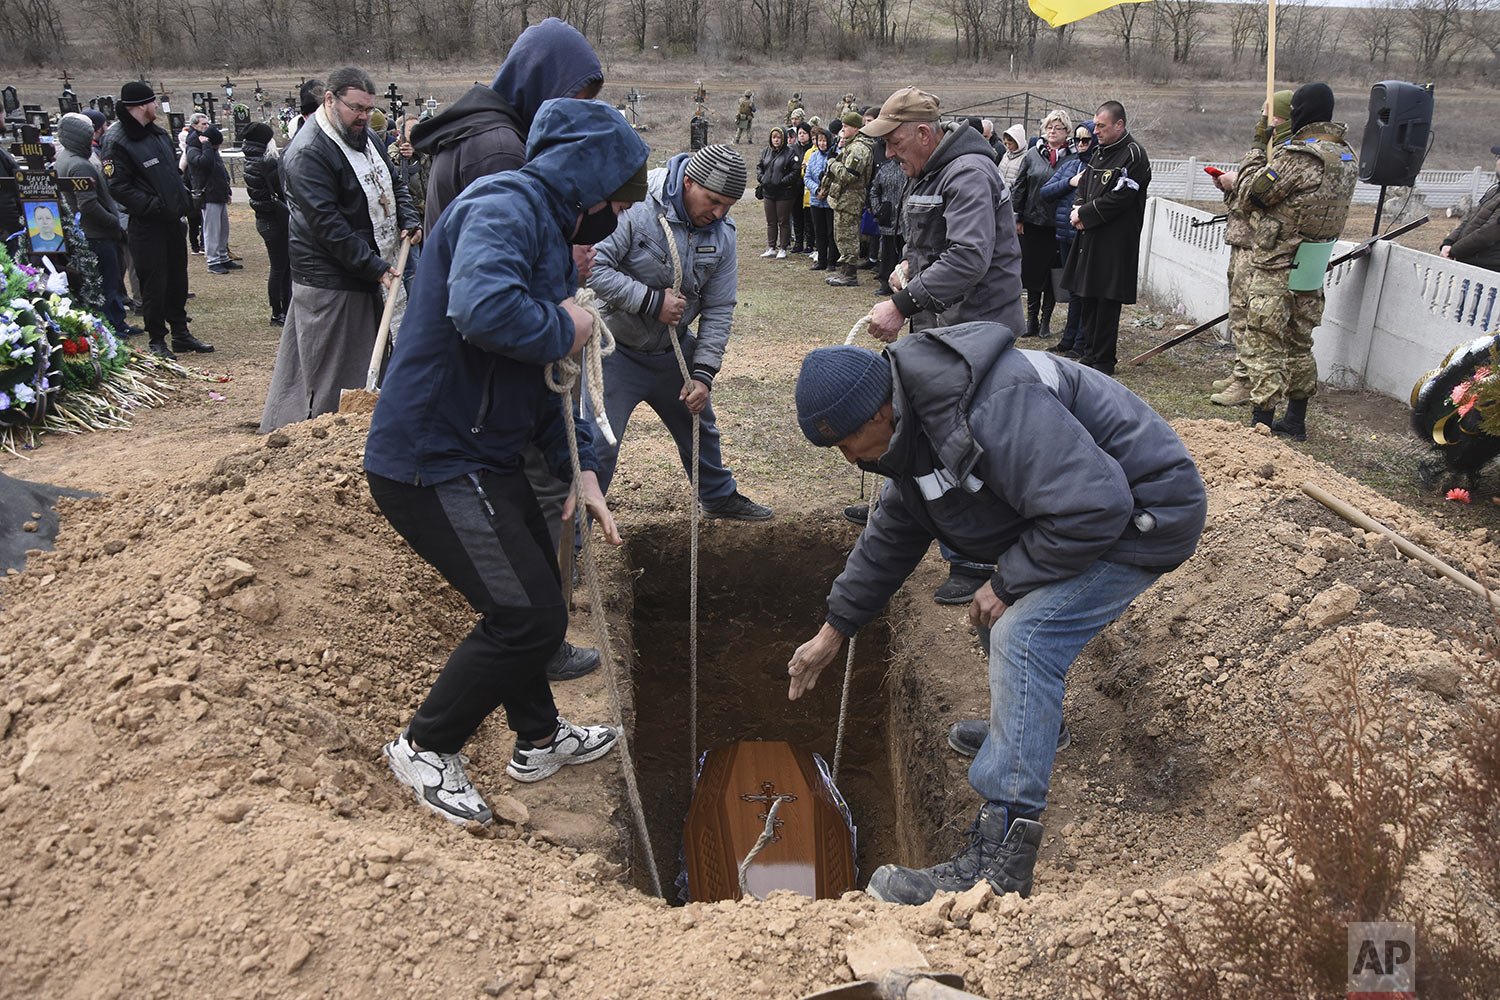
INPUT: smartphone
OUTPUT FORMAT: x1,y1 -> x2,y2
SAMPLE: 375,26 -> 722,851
1203,166 -> 1225,177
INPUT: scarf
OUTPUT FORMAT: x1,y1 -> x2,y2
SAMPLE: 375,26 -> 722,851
315,106 -> 405,335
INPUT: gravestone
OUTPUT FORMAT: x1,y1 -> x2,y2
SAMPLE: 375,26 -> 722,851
231,104 -> 250,144
9,124 -> 67,263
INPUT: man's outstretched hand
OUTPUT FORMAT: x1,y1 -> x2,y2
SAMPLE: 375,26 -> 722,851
787,622 -> 847,700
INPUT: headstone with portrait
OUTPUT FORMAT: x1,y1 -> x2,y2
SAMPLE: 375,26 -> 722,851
9,125 -> 67,263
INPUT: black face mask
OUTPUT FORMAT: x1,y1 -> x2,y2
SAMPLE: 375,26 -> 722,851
572,205 -> 619,246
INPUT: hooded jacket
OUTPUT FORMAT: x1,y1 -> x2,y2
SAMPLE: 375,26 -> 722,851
1039,123 -> 1093,236
757,130 -> 801,199
282,113 -> 418,292
409,17 -> 602,231
998,124 -> 1027,188
101,110 -> 193,224
1012,137 -> 1073,227
587,154 -> 739,386
54,113 -> 122,241
364,99 -> 648,488
893,122 -> 1024,337
185,132 -> 231,205
825,323 -> 1206,634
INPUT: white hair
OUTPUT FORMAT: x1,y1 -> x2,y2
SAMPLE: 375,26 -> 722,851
1041,109 -> 1073,133
981,118 -> 994,134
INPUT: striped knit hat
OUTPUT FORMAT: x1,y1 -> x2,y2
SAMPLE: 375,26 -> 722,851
685,144 -> 747,200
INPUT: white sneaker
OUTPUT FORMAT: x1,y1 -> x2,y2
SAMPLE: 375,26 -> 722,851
506,717 -> 618,783
759,248 -> 777,258
384,732 -> 493,825
776,249 -> 788,259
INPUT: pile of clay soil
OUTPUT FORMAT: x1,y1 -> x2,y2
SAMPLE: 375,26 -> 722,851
0,405 -> 1493,999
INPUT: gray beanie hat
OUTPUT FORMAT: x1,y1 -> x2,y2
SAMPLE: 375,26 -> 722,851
795,346 -> 892,446
684,144 -> 747,200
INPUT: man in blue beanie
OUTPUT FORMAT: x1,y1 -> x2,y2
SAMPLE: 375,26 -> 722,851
788,326 -> 1207,904
364,98 -> 650,827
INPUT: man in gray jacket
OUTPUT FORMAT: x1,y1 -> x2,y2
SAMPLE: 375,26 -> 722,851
587,144 -> 772,521
859,86 -> 1027,606
788,326 -> 1206,905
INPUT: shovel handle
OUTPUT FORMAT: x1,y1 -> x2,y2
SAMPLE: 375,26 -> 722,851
365,236 -> 414,393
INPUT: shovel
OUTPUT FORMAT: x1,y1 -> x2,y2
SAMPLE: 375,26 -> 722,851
338,235 -> 413,414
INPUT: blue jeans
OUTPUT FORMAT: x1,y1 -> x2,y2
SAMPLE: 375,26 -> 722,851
88,237 -> 129,337
969,559 -> 1161,815
589,338 -> 738,503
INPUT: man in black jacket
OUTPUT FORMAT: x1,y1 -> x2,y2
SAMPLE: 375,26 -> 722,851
242,122 -> 291,325
101,81 -> 213,359
260,66 -> 420,433
1059,100 -> 1151,376
0,104 -> 22,259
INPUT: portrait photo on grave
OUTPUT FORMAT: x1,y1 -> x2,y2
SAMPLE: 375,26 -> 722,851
25,200 -> 64,253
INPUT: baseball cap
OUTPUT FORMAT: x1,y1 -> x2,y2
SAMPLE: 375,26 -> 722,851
862,87 -> 941,138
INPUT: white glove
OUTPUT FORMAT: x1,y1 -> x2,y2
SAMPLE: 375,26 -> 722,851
42,257 -> 69,295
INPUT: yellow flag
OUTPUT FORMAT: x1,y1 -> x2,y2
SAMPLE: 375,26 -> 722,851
1029,0 -> 1151,28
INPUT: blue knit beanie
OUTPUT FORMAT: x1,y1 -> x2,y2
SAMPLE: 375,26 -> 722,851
795,346 -> 892,446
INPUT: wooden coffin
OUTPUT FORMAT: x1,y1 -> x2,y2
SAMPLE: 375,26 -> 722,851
683,740 -> 856,902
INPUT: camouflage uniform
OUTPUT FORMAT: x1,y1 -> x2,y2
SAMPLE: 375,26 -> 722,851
786,95 -> 803,124
823,132 -> 876,280
736,95 -> 755,144
1218,126 -> 1288,395
1238,121 -> 1357,410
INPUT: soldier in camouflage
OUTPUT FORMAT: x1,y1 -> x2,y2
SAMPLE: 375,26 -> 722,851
1216,82 -> 1357,440
736,91 -> 756,144
822,111 -> 876,287
787,93 -> 803,124
1211,90 -> 1292,407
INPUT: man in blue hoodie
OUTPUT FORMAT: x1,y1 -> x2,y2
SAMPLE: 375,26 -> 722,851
364,99 -> 650,827
409,16 -> 608,682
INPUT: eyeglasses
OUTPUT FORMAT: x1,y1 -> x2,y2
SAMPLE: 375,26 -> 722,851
1075,136 -> 1092,143
336,94 -> 375,117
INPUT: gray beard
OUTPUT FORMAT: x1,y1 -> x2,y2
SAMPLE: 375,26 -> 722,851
336,117 -> 366,151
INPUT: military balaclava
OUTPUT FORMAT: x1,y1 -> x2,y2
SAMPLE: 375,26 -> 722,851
1290,82 -> 1335,134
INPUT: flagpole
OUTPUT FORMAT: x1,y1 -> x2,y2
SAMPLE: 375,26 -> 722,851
1266,0 -> 1277,153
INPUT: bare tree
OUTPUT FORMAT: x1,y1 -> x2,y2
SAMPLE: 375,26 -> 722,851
1103,2 -> 1145,63
1400,0 -> 1478,75
1350,1 -> 1399,64
1227,1 -> 1260,63
622,0 -> 652,49
1155,0 -> 1209,62
0,0 -> 68,63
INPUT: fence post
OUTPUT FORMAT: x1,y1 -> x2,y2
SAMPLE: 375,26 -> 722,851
1184,157 -> 1198,201
1474,166 -> 1486,203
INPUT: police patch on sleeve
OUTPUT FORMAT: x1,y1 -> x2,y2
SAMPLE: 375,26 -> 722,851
102,159 -> 114,178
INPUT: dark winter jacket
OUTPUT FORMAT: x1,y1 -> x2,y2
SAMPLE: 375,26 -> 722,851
1060,128 -> 1151,303
757,132 -> 801,200
892,122 -> 1024,336
101,110 -> 193,223
1443,177 -> 1500,273
408,17 -> 602,231
282,112 -> 418,292
870,158 -> 905,237
242,137 -> 288,224
1039,124 -> 1094,237
364,99 -> 647,489
825,323 -> 1207,635
54,113 -> 122,241
185,134 -> 231,205
1012,139 -> 1072,228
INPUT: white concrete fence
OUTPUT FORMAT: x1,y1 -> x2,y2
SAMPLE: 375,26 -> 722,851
1137,196 -> 1500,403
1152,158 -> 1494,210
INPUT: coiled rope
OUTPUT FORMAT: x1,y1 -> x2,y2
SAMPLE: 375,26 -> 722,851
545,288 -> 662,897
657,215 -> 703,781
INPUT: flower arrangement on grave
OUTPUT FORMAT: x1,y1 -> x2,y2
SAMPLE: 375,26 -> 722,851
0,244 -> 184,449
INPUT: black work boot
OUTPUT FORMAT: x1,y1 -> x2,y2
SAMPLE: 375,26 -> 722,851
147,338 -> 176,361
1272,397 -> 1308,441
545,641 -> 600,682
171,331 -> 215,354
1024,299 -> 1040,338
1039,304 -> 1055,339
1251,407 -> 1276,431
947,718 -> 1071,757
867,803 -> 1043,904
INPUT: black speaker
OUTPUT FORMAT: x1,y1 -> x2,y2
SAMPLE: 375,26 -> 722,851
1359,81 -> 1434,187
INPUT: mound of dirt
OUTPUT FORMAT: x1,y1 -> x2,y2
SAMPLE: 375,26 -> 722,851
0,411 -> 1491,999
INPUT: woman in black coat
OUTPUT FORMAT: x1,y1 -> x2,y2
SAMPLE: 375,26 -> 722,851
241,123 -> 292,325
756,127 -> 800,258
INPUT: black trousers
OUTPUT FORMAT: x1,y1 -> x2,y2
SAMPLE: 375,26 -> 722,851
1079,297 -> 1124,372
878,232 -> 904,285
810,205 -> 834,267
186,200 -> 202,251
790,202 -> 807,248
255,216 -> 292,319
127,215 -> 189,342
367,468 -> 564,753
